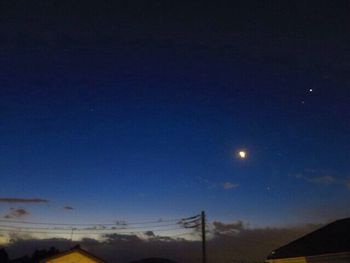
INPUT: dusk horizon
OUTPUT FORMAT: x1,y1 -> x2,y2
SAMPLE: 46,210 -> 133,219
1,1 -> 350,262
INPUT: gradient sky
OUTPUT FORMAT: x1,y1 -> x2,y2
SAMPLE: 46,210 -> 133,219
1,1 -> 350,230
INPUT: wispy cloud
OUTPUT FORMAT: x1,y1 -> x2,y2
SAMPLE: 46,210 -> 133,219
291,169 -> 337,185
4,208 -> 29,218
291,170 -> 350,190
222,182 -> 239,190
346,179 -> 350,189
0,198 -> 48,204
196,177 -> 240,191
196,176 -> 217,189
305,175 -> 335,185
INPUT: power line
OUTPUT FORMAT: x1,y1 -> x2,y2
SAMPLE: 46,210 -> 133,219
0,213 -> 201,243
0,215 -> 199,227
0,222 -> 182,231
0,226 -> 185,235
0,214 -> 200,235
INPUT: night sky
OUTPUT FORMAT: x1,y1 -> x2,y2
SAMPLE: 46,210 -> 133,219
1,0 -> 350,239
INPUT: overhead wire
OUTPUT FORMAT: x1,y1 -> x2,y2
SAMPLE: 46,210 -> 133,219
0,215 -> 200,227
0,214 -> 201,237
0,226 -> 186,235
0,222 -> 182,231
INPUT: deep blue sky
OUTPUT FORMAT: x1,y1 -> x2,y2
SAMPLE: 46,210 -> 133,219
0,1 -> 350,228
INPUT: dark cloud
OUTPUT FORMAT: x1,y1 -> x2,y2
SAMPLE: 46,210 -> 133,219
83,225 -> 107,230
63,206 -> 74,210
207,223 -> 322,263
0,221 -> 322,263
114,221 -> 128,227
295,203 -> 350,224
103,233 -> 142,243
0,198 -> 48,204
4,208 -> 30,219
144,231 -> 155,238
212,220 -> 244,236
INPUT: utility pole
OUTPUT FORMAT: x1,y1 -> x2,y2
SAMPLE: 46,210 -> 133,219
70,228 -> 75,247
201,211 -> 206,263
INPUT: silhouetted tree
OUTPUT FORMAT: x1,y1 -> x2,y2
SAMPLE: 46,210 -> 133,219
30,247 -> 59,262
47,247 -> 59,258
0,248 -> 9,263
130,258 -> 177,263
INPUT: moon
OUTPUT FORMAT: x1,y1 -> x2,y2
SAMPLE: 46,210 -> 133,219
237,150 -> 247,159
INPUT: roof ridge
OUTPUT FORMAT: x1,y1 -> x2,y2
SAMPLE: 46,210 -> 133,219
40,245 -> 106,263
267,217 -> 350,260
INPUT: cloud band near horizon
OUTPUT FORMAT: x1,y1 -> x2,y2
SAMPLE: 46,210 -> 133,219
0,198 -> 49,203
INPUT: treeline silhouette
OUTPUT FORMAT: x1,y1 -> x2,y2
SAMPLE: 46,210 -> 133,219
0,247 -> 59,263
130,258 -> 177,263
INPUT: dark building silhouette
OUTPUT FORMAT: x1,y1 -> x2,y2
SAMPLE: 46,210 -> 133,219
266,218 -> 350,262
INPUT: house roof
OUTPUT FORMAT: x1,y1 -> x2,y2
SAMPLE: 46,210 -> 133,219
41,245 -> 106,263
267,217 -> 350,259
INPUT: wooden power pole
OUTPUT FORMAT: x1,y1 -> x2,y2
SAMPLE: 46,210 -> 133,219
201,211 -> 206,263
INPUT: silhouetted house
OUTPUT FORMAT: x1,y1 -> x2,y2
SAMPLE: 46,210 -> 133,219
266,218 -> 350,263
40,246 -> 106,263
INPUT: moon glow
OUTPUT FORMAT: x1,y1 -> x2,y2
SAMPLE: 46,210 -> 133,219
238,150 -> 247,159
